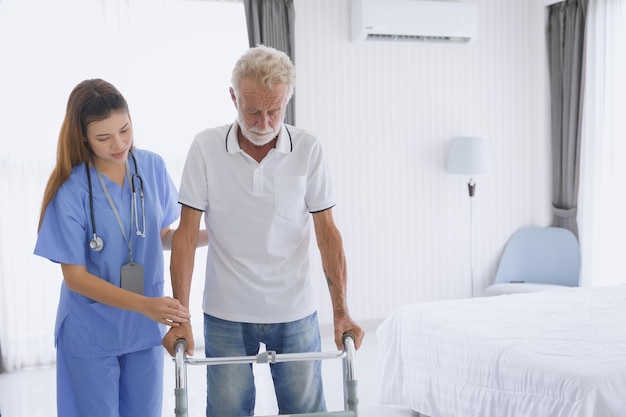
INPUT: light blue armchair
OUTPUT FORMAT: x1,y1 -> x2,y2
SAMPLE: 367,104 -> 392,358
484,227 -> 581,296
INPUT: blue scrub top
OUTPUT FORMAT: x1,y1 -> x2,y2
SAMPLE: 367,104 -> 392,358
34,149 -> 179,358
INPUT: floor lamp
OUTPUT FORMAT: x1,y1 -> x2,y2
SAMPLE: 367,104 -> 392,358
446,136 -> 493,297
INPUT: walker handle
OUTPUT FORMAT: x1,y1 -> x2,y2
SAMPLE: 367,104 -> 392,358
174,338 -> 188,356
342,333 -> 355,346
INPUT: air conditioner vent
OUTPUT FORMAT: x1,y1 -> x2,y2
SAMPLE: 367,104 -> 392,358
365,34 -> 472,43
352,0 -> 478,44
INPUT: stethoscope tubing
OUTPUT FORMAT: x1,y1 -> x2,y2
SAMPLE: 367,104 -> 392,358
85,150 -> 145,252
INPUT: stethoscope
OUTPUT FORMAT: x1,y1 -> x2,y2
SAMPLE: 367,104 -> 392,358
85,150 -> 145,252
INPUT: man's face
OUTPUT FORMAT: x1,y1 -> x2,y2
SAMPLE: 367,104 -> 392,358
232,78 -> 289,146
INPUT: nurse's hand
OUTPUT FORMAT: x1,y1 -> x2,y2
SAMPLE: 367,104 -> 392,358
163,323 -> 194,356
142,296 -> 190,326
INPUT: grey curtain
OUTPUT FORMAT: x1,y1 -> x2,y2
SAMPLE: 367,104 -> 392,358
243,0 -> 296,125
546,0 -> 588,237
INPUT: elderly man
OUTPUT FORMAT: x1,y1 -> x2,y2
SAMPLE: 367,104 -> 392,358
163,45 -> 364,416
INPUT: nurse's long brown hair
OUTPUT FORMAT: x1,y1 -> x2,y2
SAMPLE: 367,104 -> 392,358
37,79 -> 130,231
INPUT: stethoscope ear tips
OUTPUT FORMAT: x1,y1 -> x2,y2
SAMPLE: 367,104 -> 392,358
89,235 -> 104,252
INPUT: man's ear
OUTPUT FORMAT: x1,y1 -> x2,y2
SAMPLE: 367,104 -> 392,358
229,87 -> 238,109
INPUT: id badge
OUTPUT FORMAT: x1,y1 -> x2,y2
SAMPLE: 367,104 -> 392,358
121,262 -> 144,295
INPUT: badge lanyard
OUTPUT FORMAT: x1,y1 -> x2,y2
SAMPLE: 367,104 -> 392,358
94,160 -> 136,263
94,159 -> 144,294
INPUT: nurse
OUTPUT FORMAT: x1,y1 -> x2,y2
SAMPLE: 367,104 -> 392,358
34,79 -> 204,417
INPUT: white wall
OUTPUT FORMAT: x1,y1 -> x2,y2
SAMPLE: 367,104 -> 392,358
0,0 -> 555,369
294,0 -> 553,329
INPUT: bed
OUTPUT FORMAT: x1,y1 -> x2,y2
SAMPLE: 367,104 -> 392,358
376,285 -> 626,417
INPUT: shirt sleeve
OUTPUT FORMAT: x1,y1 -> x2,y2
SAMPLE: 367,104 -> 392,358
305,137 -> 336,213
34,181 -> 89,266
178,135 -> 209,212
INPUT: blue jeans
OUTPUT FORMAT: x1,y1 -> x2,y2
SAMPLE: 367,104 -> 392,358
203,312 -> 327,416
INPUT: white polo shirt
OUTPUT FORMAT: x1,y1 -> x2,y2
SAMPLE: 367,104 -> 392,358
179,121 -> 336,323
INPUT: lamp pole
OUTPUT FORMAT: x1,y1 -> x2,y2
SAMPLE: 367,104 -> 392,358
445,136 -> 493,299
468,177 -> 475,297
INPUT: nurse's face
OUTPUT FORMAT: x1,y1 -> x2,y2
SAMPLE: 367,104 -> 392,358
85,110 -> 133,170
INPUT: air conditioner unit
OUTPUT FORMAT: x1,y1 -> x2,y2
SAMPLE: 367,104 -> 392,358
351,0 -> 478,43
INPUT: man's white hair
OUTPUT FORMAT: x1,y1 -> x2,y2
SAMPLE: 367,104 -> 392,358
231,44 -> 296,100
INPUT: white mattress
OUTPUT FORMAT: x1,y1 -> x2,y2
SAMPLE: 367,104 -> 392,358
377,285 -> 626,417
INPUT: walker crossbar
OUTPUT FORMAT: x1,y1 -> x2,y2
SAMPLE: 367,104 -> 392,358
172,334 -> 359,417
257,412 -> 356,417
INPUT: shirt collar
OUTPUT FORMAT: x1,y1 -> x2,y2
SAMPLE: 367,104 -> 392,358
226,120 -> 292,154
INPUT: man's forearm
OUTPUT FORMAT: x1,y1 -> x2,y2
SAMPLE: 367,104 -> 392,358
319,235 -> 350,316
170,228 -> 198,308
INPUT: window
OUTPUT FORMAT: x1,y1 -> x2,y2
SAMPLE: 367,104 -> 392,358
578,0 -> 626,287
0,0 -> 248,371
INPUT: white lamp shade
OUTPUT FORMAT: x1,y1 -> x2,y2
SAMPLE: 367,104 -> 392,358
446,136 -> 494,176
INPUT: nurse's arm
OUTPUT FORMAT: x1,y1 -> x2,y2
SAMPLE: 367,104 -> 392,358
60,263 -> 190,326
163,204 -> 203,356
160,225 -> 208,250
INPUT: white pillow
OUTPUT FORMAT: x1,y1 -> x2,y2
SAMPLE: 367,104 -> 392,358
483,282 -> 567,297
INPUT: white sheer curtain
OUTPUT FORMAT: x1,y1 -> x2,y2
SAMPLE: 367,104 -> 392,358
577,0 -> 626,287
0,0 -> 247,372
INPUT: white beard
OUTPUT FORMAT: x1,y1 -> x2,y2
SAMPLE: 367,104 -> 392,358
238,113 -> 282,146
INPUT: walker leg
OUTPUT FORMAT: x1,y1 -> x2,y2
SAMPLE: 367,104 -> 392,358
174,339 -> 189,417
342,334 -> 359,416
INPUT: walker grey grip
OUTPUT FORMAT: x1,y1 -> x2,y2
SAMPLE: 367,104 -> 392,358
346,380 -> 359,409
174,388 -> 188,417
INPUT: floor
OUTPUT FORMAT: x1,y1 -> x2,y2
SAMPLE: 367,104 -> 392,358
0,330 -> 410,417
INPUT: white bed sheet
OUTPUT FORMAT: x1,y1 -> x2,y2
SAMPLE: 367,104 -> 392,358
377,285 -> 626,417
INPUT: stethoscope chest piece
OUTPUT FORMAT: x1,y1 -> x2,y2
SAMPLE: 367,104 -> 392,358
89,234 -> 104,252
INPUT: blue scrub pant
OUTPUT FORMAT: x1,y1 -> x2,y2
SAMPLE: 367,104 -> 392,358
56,327 -> 163,417
203,312 -> 327,417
